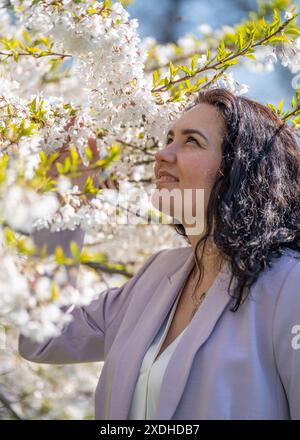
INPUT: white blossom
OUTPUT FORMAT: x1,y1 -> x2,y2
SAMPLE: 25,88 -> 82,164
284,11 -> 294,20
214,72 -> 249,96
197,24 -> 213,36
1,185 -> 59,234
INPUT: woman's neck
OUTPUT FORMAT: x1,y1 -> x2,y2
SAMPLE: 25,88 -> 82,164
187,234 -> 226,276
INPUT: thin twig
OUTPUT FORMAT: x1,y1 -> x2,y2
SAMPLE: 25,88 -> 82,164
282,105 -> 300,121
82,261 -> 133,277
0,390 -> 23,420
0,51 -> 71,59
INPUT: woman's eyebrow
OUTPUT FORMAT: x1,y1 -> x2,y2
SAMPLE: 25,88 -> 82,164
167,128 -> 210,144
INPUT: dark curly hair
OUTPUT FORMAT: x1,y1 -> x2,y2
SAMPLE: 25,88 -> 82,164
173,87 -> 300,312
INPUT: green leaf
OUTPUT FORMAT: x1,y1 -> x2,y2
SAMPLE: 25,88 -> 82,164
178,65 -> 191,75
285,27 -> 300,36
266,103 -> 277,113
244,53 -> 256,60
84,176 -> 97,194
217,40 -> 226,61
40,243 -> 48,258
39,150 -> 47,164
291,115 -> 300,127
190,55 -> 197,72
236,32 -> 244,51
169,61 -> 176,80
22,30 -> 31,44
260,17 -> 269,33
26,46 -> 41,54
278,98 -> 284,114
56,162 -> 64,174
221,59 -> 239,67
103,0 -> 112,9
4,227 -> 16,245
29,97 -> 37,112
152,69 -> 159,85
63,156 -> 71,173
70,145 -> 80,172
272,8 -> 281,26
0,155 -> 9,184
70,241 -> 81,259
85,145 -> 93,162
54,246 -> 65,264
184,79 -> 191,88
51,282 -> 60,301
267,35 -> 289,44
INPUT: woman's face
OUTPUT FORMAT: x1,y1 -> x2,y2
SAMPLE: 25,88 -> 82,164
152,103 -> 225,233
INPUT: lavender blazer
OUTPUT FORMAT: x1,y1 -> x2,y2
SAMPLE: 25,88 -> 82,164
18,245 -> 300,420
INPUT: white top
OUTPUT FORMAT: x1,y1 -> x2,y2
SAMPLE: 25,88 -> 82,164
128,289 -> 188,420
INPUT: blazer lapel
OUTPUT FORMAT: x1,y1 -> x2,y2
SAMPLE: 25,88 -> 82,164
109,246 -> 234,420
154,258 -> 235,419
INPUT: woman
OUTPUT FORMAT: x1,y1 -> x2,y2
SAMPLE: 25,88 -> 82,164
18,88 -> 300,420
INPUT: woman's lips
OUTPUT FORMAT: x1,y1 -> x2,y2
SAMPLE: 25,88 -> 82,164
156,175 -> 179,183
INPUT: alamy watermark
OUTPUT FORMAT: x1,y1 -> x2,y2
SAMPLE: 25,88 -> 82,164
291,324 -> 300,350
96,186 -> 205,235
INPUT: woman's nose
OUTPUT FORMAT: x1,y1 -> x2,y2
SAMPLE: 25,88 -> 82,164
154,145 -> 177,163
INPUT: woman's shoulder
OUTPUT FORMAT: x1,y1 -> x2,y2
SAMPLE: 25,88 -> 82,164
150,245 -> 193,261
257,247 -> 300,305
256,247 -> 300,288
278,247 -> 300,288
243,249 -> 300,330
157,244 -> 193,256
281,247 -> 300,260
270,247 -> 300,274
138,245 -> 193,278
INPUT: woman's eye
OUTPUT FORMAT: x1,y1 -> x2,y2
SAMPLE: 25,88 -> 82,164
186,136 -> 199,145
165,136 -> 201,146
